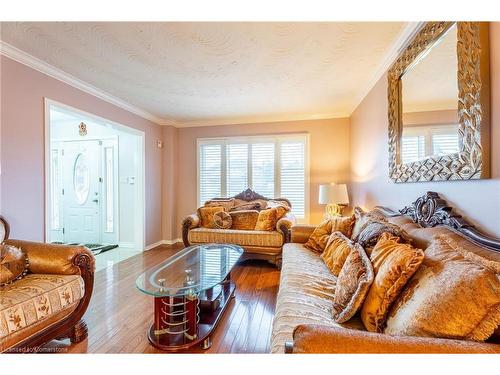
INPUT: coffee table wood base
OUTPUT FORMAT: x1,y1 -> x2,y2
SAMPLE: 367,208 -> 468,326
147,281 -> 236,352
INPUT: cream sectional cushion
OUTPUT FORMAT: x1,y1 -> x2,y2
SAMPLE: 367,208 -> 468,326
0,274 -> 84,345
188,228 -> 283,248
270,243 -> 365,353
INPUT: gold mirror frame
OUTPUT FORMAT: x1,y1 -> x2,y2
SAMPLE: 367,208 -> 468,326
388,22 -> 490,183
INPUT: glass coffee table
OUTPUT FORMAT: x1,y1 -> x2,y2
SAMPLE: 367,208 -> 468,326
136,243 -> 243,351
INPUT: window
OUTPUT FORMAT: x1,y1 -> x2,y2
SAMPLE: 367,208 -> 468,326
198,135 -> 308,219
50,148 -> 61,230
402,124 -> 459,163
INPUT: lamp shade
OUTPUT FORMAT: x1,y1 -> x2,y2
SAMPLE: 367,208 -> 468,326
318,183 -> 349,205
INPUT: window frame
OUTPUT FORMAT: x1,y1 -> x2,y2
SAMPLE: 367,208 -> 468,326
196,133 -> 310,223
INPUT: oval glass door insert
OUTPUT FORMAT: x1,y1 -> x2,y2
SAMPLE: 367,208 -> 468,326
73,153 -> 90,205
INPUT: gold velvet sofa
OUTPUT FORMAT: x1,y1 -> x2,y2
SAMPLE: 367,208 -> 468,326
182,189 -> 296,269
0,221 -> 94,352
270,192 -> 500,353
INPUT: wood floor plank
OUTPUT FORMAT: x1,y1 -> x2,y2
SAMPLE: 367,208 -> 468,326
41,244 -> 280,354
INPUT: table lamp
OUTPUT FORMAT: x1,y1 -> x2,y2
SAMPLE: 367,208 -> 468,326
318,183 -> 349,218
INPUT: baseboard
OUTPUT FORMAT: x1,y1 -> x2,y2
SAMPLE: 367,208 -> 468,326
144,239 -> 182,251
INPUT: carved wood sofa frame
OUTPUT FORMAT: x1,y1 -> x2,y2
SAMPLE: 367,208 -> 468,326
375,191 -> 500,252
182,188 -> 294,268
1,218 -> 95,353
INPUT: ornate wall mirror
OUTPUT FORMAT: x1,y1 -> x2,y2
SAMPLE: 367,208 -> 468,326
388,22 -> 490,183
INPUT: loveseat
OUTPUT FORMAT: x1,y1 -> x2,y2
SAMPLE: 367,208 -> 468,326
270,192 -> 500,353
0,217 -> 95,352
182,189 -> 295,269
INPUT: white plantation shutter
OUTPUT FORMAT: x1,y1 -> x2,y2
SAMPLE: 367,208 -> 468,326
198,135 -> 308,220
280,142 -> 305,218
199,144 -> 222,205
226,144 -> 248,196
401,135 -> 425,164
251,143 -> 275,198
432,133 -> 459,155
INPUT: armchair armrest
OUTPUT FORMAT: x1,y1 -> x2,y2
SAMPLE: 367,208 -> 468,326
4,239 -> 94,276
288,324 -> 500,354
182,213 -> 201,246
290,225 -> 316,244
277,213 -> 296,243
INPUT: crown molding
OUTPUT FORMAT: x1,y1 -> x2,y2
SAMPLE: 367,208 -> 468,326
176,112 -> 350,128
349,22 -> 426,114
0,41 -> 178,127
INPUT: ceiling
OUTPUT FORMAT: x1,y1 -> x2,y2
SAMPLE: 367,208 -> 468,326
1,22 -> 409,127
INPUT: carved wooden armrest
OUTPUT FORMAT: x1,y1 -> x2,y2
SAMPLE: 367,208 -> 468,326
182,213 -> 201,246
276,213 -> 296,243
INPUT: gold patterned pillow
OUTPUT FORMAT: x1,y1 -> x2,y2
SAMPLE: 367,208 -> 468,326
304,215 -> 355,253
333,243 -> 374,323
212,211 -> 232,229
254,208 -> 279,231
230,210 -> 260,230
361,233 -> 424,332
321,232 -> 355,276
198,206 -> 226,228
385,234 -> 500,341
0,244 -> 29,286
204,198 -> 235,211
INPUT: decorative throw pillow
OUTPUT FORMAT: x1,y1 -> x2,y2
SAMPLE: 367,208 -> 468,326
385,234 -> 500,341
333,243 -> 374,323
254,208 -> 279,231
0,244 -> 29,286
361,233 -> 424,332
304,215 -> 355,253
212,211 -> 232,229
229,210 -> 260,230
356,219 -> 412,250
198,206 -> 226,228
351,207 -> 387,241
321,232 -> 355,276
204,198 -> 235,211
267,200 -> 291,220
230,201 -> 263,212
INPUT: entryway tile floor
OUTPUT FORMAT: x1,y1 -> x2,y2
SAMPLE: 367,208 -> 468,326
94,247 -> 143,272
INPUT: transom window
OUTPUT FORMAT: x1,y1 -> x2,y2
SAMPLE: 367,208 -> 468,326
197,134 -> 309,219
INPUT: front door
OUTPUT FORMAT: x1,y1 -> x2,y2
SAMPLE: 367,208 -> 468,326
62,140 -> 101,244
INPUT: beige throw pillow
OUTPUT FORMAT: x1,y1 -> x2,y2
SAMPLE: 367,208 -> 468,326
230,210 -> 260,230
385,234 -> 500,341
361,233 -> 424,332
333,243 -> 374,323
254,208 -> 279,231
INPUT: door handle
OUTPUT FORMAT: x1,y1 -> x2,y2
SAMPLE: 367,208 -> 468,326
92,199 -> 99,204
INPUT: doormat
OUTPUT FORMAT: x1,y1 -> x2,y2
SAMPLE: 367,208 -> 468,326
51,242 -> 119,255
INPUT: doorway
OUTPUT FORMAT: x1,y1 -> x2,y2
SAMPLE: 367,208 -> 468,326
45,99 -> 145,265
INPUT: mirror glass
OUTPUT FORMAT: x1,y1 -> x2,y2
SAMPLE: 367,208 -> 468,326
400,23 -> 459,164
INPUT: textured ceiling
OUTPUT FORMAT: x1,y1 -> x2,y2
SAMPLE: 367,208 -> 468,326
402,24 -> 458,113
1,22 -> 406,126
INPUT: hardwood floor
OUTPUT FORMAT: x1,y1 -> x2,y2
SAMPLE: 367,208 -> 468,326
44,243 -> 281,353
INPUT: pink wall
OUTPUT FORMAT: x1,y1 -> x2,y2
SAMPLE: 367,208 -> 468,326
0,56 -> 170,245
175,118 -> 351,238
349,23 -> 500,237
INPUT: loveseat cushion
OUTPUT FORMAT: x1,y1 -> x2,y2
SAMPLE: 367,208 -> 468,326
0,274 -> 84,349
385,234 -> 500,341
270,243 -> 364,353
188,228 -> 283,248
